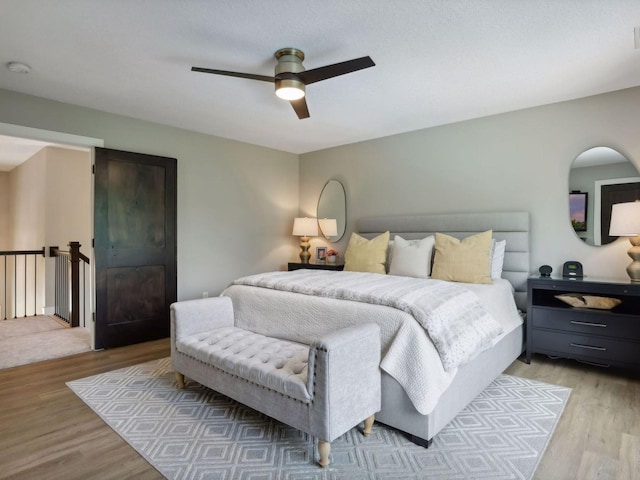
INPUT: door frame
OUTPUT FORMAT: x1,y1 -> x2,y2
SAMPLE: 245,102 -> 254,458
0,122 -> 103,149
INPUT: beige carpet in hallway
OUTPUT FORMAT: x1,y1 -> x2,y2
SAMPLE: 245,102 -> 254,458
0,315 -> 91,369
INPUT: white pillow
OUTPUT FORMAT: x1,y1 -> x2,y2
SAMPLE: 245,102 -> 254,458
389,235 -> 435,278
385,239 -> 395,272
491,239 -> 506,279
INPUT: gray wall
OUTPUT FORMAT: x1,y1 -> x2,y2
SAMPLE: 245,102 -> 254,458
299,86 -> 640,280
0,88 -> 299,300
3,85 -> 640,289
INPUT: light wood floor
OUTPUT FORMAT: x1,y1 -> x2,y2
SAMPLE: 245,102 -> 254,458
505,355 -> 640,480
0,341 -> 638,479
0,338 -> 169,480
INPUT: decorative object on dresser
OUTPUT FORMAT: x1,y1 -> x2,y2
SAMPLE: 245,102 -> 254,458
609,200 -> 640,283
288,261 -> 344,271
562,260 -> 583,279
526,276 -> 640,368
554,293 -> 622,310
539,264 -> 552,277
326,249 -> 338,263
292,217 -> 318,263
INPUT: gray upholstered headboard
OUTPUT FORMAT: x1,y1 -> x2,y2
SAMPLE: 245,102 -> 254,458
357,211 -> 530,311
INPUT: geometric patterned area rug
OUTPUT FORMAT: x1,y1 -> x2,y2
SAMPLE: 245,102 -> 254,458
67,358 -> 570,480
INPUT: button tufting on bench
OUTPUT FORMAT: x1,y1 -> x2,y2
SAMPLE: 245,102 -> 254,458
177,326 -> 311,402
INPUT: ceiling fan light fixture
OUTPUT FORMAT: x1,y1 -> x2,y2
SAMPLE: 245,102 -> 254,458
275,78 -> 305,100
191,47 -> 374,119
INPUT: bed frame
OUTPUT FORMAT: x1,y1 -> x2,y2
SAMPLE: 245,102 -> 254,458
357,211 -> 530,446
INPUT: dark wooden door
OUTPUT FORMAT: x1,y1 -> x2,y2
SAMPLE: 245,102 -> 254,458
94,147 -> 177,349
600,182 -> 640,244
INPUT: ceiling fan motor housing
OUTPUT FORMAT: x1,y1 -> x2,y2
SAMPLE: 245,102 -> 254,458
274,48 -> 305,98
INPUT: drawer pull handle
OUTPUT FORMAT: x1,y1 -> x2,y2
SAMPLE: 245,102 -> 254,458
570,343 -> 606,351
570,320 -> 606,328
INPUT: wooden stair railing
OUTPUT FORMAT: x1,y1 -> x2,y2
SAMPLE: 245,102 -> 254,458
0,247 -> 46,320
50,242 -> 90,327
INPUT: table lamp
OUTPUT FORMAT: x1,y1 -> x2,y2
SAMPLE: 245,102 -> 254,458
609,200 -> 640,283
292,217 -> 318,263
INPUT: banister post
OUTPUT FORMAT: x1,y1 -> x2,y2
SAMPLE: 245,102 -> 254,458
69,242 -> 81,328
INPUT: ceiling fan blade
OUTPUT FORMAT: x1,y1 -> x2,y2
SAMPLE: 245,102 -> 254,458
290,97 -> 310,119
297,56 -> 375,85
191,67 -> 274,83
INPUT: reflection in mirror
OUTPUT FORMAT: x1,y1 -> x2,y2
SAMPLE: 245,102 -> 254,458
317,180 -> 346,242
569,147 -> 640,245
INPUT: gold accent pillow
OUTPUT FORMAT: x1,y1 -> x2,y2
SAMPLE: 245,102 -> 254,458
431,230 -> 493,284
344,231 -> 390,274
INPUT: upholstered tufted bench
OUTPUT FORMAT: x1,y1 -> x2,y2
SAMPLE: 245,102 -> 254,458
170,296 -> 381,468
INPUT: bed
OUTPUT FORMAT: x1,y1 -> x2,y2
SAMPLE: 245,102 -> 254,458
222,211 -> 530,446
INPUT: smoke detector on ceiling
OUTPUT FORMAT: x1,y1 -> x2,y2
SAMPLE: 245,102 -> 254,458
6,62 -> 31,74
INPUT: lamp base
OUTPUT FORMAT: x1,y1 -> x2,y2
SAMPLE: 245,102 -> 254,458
626,235 -> 640,283
299,235 -> 311,264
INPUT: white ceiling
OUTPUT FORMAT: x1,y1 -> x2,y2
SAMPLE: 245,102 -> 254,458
0,135 -> 88,172
0,135 -> 52,171
0,1 -> 639,155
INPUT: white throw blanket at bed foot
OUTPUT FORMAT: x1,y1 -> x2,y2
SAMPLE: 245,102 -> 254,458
232,270 -> 503,372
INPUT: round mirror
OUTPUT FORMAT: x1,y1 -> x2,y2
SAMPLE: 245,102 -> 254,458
317,180 -> 346,242
569,147 -> 640,245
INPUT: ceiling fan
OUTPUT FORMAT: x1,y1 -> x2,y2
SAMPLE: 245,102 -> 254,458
191,48 -> 375,119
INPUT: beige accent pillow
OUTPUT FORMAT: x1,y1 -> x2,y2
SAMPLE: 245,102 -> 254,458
344,231 -> 390,274
431,230 -> 493,284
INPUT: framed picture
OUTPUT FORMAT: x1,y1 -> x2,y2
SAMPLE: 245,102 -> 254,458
315,246 -> 327,262
569,191 -> 588,232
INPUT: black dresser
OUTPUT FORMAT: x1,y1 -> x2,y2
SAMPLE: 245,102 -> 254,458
526,276 -> 640,368
287,262 -> 344,271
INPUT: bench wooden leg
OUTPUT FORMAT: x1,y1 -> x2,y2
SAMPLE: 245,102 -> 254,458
363,414 -> 375,436
175,372 -> 185,389
318,440 -> 331,468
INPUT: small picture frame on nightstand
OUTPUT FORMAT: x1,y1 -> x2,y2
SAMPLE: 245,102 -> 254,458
315,246 -> 327,263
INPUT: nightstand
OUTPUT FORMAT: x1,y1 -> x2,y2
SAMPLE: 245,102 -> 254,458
526,276 -> 640,368
287,262 -> 344,271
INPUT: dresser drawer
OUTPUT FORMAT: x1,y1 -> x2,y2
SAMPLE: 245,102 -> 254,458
531,329 -> 640,366
530,306 -> 640,340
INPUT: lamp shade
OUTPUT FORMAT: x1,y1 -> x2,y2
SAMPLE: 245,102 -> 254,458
318,218 -> 338,237
609,201 -> 640,236
275,79 -> 305,100
292,217 -> 318,237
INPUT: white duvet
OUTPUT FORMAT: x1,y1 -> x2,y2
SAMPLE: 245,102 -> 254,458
222,270 -> 522,415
